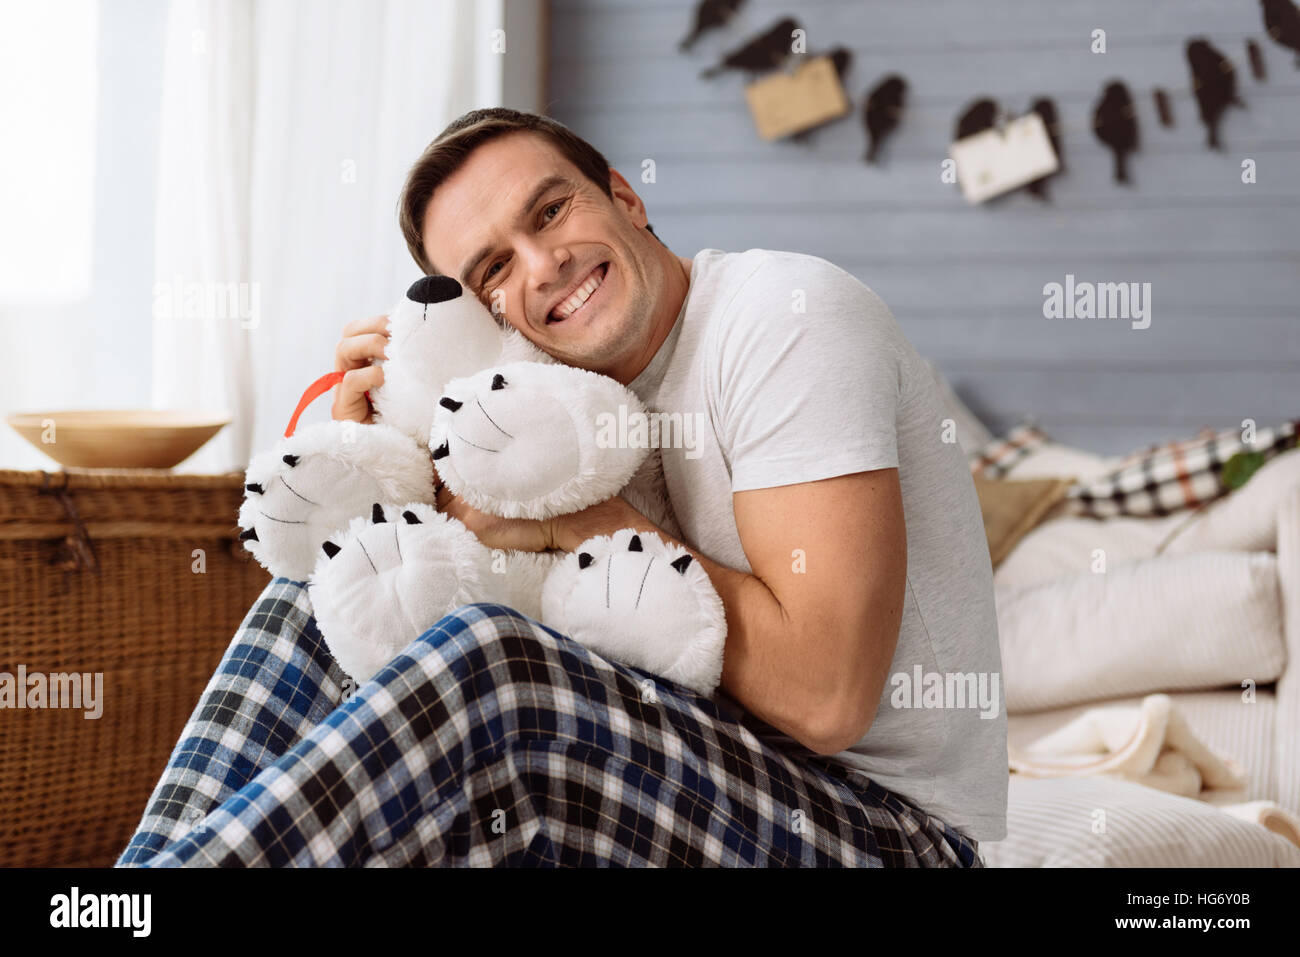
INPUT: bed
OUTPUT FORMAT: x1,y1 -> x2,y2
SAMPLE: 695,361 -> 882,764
923,360 -> 1300,867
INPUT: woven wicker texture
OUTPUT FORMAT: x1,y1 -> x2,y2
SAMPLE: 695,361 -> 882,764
0,469 -> 269,866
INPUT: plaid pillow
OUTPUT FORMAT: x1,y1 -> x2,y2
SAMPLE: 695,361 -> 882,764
1067,419 -> 1300,518
969,420 -> 1051,479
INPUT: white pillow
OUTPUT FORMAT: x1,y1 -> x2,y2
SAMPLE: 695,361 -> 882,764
1000,440 -> 1121,484
996,551 -> 1286,713
993,512 -> 1183,591
982,776 -> 1300,867
1162,447 -> 1300,556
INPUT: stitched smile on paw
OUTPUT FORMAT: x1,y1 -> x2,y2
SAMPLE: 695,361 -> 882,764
238,450 -> 387,571
430,372 -> 580,501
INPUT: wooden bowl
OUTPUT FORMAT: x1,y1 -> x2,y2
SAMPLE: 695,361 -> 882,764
5,410 -> 232,470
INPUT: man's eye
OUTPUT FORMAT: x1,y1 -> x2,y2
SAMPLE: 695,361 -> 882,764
480,260 -> 506,292
544,200 -> 564,220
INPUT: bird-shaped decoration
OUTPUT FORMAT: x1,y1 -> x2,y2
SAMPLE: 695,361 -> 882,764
1092,80 -> 1139,184
954,97 -> 999,141
1260,0 -> 1300,66
700,17 -> 801,78
1024,98 -> 1063,200
678,0 -> 747,52
860,74 -> 908,163
1186,38 -> 1246,149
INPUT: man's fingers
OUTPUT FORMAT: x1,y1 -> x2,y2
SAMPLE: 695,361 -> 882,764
340,315 -> 390,339
334,333 -> 389,371
330,364 -> 384,422
342,364 -> 384,393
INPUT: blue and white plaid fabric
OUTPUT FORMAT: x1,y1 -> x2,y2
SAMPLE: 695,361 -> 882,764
116,579 -> 983,868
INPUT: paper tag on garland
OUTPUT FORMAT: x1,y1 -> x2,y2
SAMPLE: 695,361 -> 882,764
949,110 -> 1060,204
744,55 -> 851,141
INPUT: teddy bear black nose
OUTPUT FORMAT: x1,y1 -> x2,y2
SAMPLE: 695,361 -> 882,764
439,397 -> 463,412
407,275 -> 462,305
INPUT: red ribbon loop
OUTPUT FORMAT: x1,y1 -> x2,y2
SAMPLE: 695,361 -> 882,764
283,371 -> 347,438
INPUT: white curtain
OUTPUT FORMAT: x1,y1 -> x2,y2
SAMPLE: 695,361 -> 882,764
152,0 -> 497,472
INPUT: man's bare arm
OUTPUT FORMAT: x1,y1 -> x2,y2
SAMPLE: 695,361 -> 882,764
551,469 -> 907,755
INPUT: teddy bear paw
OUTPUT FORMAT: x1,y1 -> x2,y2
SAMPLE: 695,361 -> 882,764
237,421 -> 434,581
428,361 -> 649,520
540,529 -> 726,696
308,502 -> 496,684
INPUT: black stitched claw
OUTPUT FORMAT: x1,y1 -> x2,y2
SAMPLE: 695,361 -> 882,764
491,373 -> 507,391
628,535 -> 643,552
322,541 -> 341,559
431,441 -> 450,460
372,503 -> 386,523
282,454 -> 299,467
402,510 -> 421,524
238,527 -> 258,542
439,397 -> 462,412
578,552 -> 594,570
670,554 -> 693,573
245,482 -> 264,495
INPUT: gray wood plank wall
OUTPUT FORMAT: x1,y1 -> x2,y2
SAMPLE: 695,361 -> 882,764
545,0 -> 1300,454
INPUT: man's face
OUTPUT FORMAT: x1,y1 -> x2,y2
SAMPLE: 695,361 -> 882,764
421,132 -> 661,378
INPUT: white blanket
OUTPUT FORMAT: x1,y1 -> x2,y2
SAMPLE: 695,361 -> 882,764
1008,693 -> 1300,850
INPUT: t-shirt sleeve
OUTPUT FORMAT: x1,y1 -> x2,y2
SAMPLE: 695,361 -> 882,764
708,256 -> 911,493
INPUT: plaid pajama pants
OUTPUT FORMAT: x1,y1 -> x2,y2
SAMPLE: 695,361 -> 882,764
116,579 -> 984,868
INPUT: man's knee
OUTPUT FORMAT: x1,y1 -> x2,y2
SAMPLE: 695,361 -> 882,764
411,602 -> 601,730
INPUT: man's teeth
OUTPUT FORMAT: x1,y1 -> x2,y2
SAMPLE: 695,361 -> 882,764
550,264 -> 605,321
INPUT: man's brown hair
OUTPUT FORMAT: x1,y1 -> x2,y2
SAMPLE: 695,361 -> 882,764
398,107 -> 665,277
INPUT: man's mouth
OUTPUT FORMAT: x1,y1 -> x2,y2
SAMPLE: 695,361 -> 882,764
547,262 -> 609,324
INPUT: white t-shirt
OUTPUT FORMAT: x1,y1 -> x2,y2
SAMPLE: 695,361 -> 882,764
628,247 -> 1008,842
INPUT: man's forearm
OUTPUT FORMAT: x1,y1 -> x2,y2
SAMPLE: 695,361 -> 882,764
550,498 -> 847,754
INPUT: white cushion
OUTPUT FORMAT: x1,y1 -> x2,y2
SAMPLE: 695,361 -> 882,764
993,512 -> 1183,591
1000,441 -> 1119,483
1162,447 -> 1300,556
996,551 -> 1287,713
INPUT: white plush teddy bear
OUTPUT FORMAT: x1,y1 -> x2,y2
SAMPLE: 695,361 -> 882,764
236,275 -> 726,695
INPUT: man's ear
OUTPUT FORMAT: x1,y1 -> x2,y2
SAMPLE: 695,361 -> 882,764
607,168 -> 648,230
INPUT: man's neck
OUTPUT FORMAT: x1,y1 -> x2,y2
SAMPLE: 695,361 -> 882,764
614,250 -> 693,386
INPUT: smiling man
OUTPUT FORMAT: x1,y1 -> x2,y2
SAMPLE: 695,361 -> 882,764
120,108 -> 1005,869
341,107 -> 1007,857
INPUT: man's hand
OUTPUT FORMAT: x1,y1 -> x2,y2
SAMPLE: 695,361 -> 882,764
434,483 -> 556,553
331,315 -> 390,423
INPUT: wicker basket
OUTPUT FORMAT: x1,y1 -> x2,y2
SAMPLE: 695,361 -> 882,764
0,468 -> 270,867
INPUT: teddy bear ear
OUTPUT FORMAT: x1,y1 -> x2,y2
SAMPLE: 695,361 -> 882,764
406,275 -> 462,305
